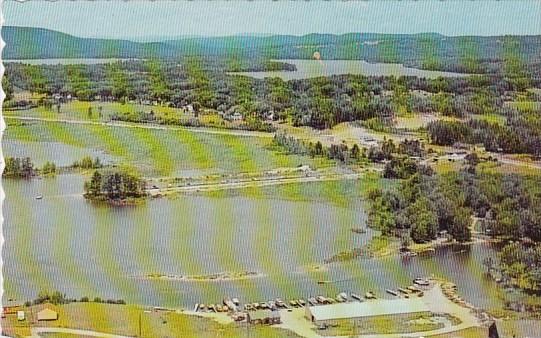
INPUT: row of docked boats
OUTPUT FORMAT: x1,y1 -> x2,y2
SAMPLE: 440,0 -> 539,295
385,278 -> 430,298
385,286 -> 424,298
194,297 -> 240,313
194,290 -> 381,313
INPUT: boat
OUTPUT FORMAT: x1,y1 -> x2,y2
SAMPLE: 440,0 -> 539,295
316,296 -> 326,304
289,300 -> 298,307
400,251 -> 417,257
275,298 -> 285,308
398,288 -> 410,294
297,299 -> 306,306
216,305 -> 223,312
386,289 -> 399,296
365,291 -> 376,299
208,304 -> 216,312
413,278 -> 430,286
308,297 -> 317,306
232,298 -> 240,306
244,304 -> 252,311
407,286 -> 421,293
338,292 -> 348,302
35,195 -> 43,200
418,291 -> 424,297
223,298 -> 237,312
194,303 -> 200,312
199,304 -> 207,312
351,293 -> 363,301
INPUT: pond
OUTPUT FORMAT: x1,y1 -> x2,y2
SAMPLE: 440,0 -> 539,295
230,59 -> 470,80
2,140 -> 117,167
2,173 -> 510,312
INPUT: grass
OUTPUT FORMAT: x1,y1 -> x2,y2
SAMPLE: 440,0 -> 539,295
4,100 -> 191,122
316,313 -> 446,336
470,113 -> 506,125
1,303 -> 301,338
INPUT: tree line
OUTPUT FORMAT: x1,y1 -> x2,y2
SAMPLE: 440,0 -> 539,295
426,106 -> 541,157
3,157 -> 57,178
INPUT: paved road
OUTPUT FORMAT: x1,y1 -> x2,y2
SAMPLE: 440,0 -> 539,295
147,172 -> 368,195
3,116 -> 275,138
29,327 -> 134,338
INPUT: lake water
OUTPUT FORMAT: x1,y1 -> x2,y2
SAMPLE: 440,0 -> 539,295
3,172 -> 509,311
231,59 -> 470,80
2,140 -> 116,167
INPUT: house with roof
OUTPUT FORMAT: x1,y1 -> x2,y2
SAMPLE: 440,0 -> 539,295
37,307 -> 58,321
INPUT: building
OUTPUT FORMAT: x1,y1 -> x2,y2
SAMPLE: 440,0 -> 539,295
305,298 -> 429,323
2,300 -> 23,315
247,310 -> 281,325
37,308 -> 58,321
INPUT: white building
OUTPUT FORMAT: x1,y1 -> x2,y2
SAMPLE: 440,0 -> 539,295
305,298 -> 429,323
37,308 -> 58,321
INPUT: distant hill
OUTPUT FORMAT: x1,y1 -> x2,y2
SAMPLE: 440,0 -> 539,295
1,26 -> 177,59
3,26 -> 541,73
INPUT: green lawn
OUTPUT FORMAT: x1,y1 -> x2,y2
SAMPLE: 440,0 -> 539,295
1,303 -> 301,338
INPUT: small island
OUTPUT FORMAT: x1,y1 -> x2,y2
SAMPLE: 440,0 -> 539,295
84,169 -> 146,203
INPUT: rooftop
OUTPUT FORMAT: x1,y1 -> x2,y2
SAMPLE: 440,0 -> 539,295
249,309 -> 280,321
307,298 -> 429,321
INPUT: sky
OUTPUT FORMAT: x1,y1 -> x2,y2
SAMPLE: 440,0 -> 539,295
2,0 -> 541,40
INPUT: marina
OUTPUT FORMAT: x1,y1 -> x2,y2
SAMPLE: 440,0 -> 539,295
193,278 -> 432,322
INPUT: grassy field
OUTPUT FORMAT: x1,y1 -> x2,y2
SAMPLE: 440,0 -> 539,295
4,101 -> 189,122
315,313 -> 457,336
425,326 -> 487,337
470,113 -> 506,125
1,303 -> 301,338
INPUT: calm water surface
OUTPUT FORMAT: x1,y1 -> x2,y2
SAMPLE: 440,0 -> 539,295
3,174 -> 507,311
231,59 -> 470,80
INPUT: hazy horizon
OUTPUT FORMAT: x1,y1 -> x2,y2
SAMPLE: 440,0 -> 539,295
3,1 -> 541,40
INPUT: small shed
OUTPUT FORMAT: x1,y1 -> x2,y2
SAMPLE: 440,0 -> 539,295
247,310 -> 281,325
2,300 -> 23,314
37,308 -> 58,321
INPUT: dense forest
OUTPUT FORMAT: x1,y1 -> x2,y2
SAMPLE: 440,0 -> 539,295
5,59 -> 538,128
426,108 -> 541,157
495,242 -> 541,293
368,166 -> 541,244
